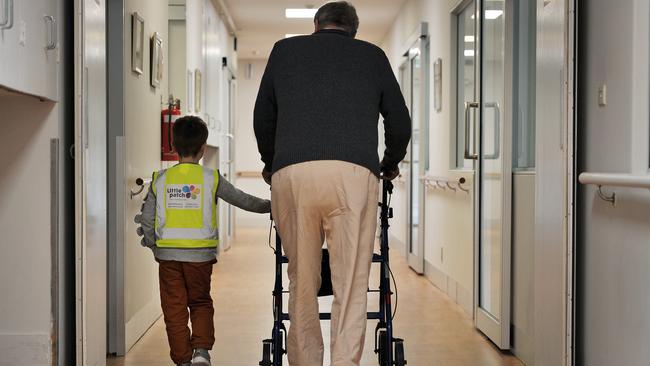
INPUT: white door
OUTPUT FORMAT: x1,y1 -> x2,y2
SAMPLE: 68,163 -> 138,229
399,24 -> 429,274
75,0 -> 107,364
469,0 -> 513,349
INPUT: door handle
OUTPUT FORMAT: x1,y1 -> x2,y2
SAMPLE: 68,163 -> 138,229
464,101 -> 479,160
0,0 -> 13,29
44,15 -> 57,50
484,102 -> 501,160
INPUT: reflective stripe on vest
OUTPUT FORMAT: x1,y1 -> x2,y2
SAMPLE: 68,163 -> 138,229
153,164 -> 219,249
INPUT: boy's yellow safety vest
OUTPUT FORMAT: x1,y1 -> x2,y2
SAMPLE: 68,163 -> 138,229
152,163 -> 219,249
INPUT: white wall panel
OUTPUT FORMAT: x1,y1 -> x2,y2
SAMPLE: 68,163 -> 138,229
0,96 -> 58,366
381,0 -> 475,312
578,0 -> 650,365
235,59 -> 271,227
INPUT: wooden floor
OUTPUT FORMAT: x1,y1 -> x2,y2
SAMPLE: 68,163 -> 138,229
107,227 -> 522,366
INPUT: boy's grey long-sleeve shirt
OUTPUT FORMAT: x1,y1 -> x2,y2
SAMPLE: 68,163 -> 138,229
135,172 -> 270,262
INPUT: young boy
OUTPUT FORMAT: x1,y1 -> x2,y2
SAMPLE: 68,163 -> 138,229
135,116 -> 270,366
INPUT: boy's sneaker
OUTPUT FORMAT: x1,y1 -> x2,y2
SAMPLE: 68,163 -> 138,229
192,349 -> 211,366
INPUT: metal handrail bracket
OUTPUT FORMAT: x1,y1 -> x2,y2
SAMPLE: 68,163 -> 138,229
579,172 -> 650,206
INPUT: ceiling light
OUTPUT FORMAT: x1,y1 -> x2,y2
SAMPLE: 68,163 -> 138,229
285,8 -> 318,19
485,10 -> 503,19
285,34 -> 306,38
465,36 -> 475,43
464,50 -> 475,57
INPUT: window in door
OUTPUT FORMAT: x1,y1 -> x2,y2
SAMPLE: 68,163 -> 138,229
513,0 -> 536,170
454,1 -> 477,169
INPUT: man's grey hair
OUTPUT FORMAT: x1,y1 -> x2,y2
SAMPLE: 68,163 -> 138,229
314,1 -> 360,37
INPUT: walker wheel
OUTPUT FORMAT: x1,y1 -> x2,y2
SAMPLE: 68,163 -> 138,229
394,339 -> 406,366
259,339 -> 272,366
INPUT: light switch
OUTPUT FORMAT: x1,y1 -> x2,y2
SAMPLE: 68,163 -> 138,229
598,84 -> 607,107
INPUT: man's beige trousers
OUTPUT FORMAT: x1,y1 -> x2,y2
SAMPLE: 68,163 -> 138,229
271,161 -> 379,366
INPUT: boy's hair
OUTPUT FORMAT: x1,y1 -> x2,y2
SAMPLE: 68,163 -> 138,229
172,115 -> 209,157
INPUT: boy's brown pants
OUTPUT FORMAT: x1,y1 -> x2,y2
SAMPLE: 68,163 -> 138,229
158,259 -> 216,364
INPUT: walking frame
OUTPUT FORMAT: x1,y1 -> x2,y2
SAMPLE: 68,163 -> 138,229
259,179 -> 407,366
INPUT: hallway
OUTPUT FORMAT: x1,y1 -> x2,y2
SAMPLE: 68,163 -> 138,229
107,228 -> 522,366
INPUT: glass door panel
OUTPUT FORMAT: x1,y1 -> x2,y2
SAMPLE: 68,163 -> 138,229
457,2 -> 478,168
475,0 -> 512,349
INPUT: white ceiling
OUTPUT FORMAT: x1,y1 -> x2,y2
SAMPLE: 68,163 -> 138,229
224,0 -> 409,59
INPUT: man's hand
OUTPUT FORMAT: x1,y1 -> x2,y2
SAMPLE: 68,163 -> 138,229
381,165 -> 400,181
262,170 -> 272,185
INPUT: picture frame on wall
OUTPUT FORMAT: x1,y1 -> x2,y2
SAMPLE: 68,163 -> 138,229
131,12 -> 145,75
434,58 -> 442,112
150,32 -> 164,88
194,69 -> 202,113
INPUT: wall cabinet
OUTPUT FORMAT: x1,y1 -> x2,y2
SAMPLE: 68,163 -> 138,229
0,0 -> 59,101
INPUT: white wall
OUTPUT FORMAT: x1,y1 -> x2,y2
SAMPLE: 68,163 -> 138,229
122,0 -> 169,350
0,96 -> 58,366
381,0 -> 475,315
234,59 -> 272,227
578,0 -> 650,365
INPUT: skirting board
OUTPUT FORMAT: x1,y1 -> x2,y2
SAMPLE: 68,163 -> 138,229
388,234 -> 472,315
0,334 -> 51,366
125,297 -> 162,351
424,260 -> 473,316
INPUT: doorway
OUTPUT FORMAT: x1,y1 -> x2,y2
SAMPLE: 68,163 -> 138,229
399,23 -> 429,274
453,0 -> 512,346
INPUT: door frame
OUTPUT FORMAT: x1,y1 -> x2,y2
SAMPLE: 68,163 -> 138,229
469,0 -> 514,349
75,0 -> 108,363
400,22 -> 429,274
450,0 -> 513,349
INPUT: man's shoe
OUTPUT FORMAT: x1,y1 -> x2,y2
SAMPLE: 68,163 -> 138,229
192,349 -> 211,366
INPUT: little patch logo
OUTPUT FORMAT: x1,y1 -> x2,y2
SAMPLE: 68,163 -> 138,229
166,184 -> 202,209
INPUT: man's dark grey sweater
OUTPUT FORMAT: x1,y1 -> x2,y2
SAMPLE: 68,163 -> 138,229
254,29 -> 411,177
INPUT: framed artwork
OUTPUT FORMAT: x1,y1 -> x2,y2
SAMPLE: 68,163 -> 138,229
131,12 -> 145,75
194,69 -> 202,112
150,32 -> 164,87
434,58 -> 442,112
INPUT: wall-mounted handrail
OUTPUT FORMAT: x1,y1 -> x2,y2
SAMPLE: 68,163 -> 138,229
130,177 -> 152,199
421,175 -> 469,194
578,172 -> 650,205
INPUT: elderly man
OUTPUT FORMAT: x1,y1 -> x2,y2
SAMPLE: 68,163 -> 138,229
254,2 -> 411,365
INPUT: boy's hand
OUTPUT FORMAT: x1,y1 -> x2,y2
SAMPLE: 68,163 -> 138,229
262,170 -> 272,185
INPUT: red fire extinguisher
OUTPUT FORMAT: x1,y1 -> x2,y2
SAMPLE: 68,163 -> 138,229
162,96 -> 181,161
